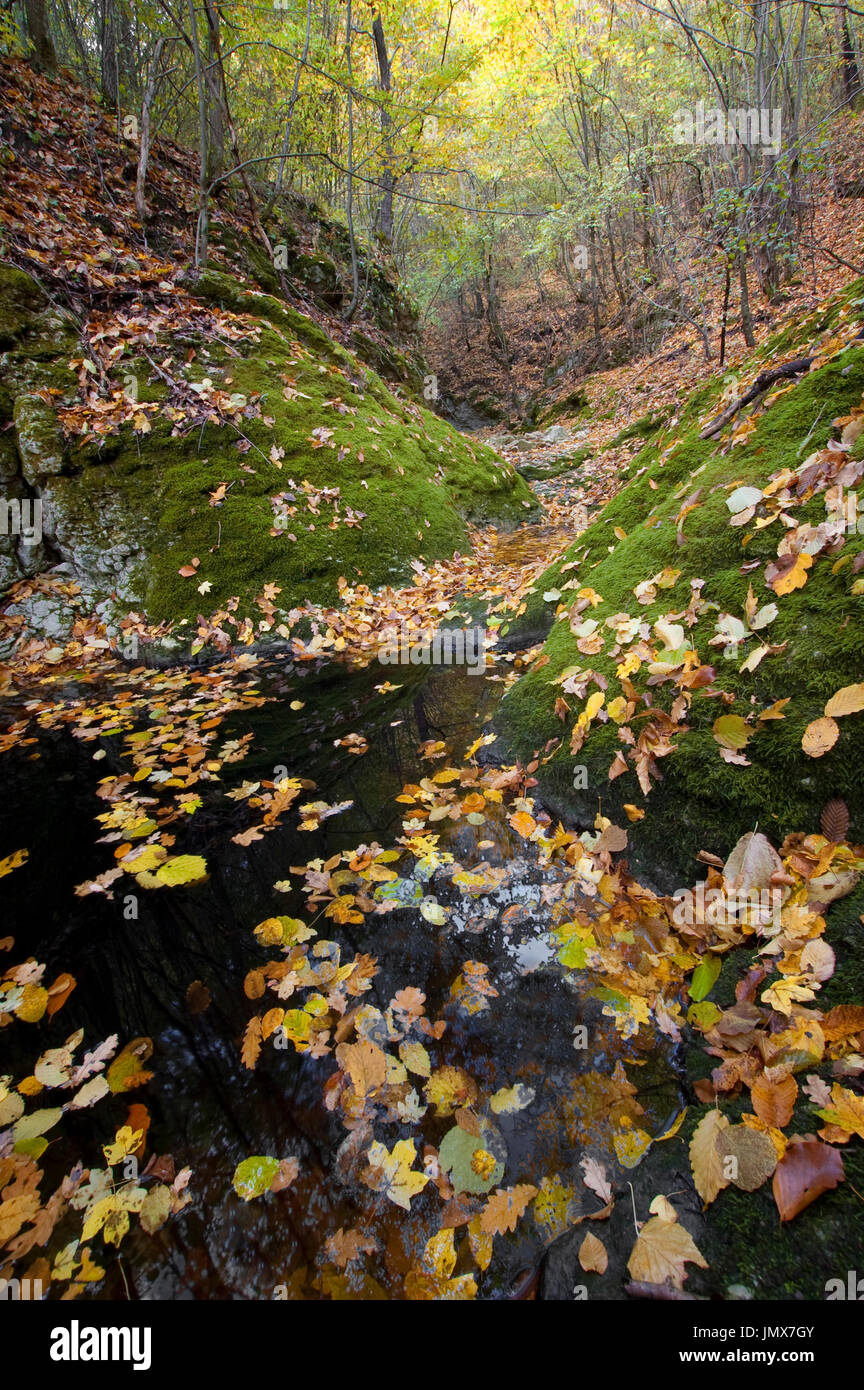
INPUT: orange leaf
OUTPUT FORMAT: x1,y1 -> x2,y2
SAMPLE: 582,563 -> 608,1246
508,811 -> 537,839
751,1073 -> 797,1128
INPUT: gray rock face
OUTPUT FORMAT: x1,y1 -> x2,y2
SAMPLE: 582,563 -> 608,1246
13,393 -> 67,486
542,424 -> 570,445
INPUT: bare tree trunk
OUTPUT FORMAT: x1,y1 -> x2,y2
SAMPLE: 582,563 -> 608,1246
738,253 -> 756,348
100,0 -> 119,109
371,11 -> 395,245
188,0 -> 209,269
344,0 -> 361,320
135,37 -> 165,222
836,3 -> 862,108
719,256 -> 731,367
204,0 -> 225,183
24,0 -> 56,72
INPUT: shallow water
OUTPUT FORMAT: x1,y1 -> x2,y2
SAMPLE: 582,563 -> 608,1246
0,651 -> 680,1300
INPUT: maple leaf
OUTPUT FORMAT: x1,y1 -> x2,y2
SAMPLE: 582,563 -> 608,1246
102,1125 -> 145,1166
363,1138 -> 429,1210
627,1215 -> 707,1289
480,1184 -> 538,1235
323,1227 -> 378,1269
815,1084 -> 864,1140
761,975 -> 816,1015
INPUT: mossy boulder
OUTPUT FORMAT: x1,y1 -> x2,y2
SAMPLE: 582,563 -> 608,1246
13,392 -> 66,484
0,265 -> 535,638
499,285 -> 864,884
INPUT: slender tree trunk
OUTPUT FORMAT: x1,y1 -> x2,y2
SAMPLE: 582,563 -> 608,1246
188,0 -> 209,269
738,253 -> 756,348
371,12 -> 394,245
135,37 -> 165,222
24,0 -> 56,71
719,257 -> 731,366
100,0 -> 119,109
344,0 -> 361,320
838,4 -> 862,107
204,0 -> 225,183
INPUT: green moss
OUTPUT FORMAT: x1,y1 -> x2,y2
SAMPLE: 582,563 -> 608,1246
675,1097 -> 864,1299
0,264 -> 47,346
607,409 -> 668,447
499,302 -> 864,881
89,276 -> 536,626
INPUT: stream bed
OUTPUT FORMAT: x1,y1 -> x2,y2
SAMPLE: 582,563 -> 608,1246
0,647 -> 683,1300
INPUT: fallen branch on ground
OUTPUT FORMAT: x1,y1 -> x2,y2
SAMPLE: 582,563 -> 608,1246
698,355 -> 814,438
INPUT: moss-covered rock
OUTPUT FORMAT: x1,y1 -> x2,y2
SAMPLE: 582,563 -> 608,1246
499,286 -> 864,884
0,265 -> 535,637
13,392 -> 66,483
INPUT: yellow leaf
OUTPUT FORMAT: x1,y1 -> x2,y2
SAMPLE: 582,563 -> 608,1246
363,1138 -> 429,1210
335,1039 -> 387,1097
103,1125 -> 145,1165
627,1216 -> 707,1289
824,683 -> 864,718
689,1109 -> 730,1203
772,551 -> 812,595
0,848 -> 28,878
399,1042 -> 431,1078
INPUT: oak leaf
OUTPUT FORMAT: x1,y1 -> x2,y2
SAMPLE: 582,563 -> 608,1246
480,1184 -> 538,1235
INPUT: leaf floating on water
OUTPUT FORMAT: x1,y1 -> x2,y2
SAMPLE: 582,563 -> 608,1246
578,1231 -> 608,1274
232,1156 -> 281,1201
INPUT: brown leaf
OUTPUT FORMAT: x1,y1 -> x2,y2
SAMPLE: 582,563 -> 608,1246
185,980 -> 211,1014
241,1015 -> 262,1070
772,1137 -> 844,1221
802,717 -> 839,758
480,1184 -> 538,1235
821,798 -> 850,843
822,1004 -> 864,1043
578,1231 -> 608,1274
